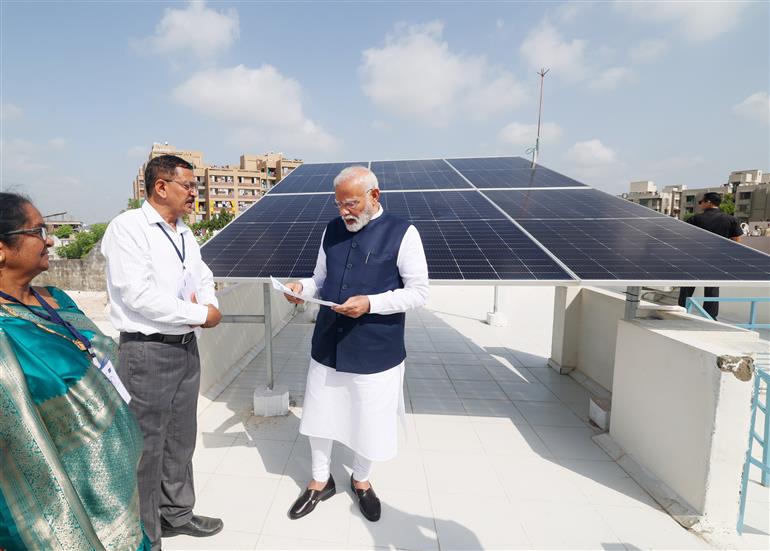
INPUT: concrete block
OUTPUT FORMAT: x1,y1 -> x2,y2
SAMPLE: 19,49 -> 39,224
589,396 -> 611,430
253,384 -> 290,417
486,311 -> 508,326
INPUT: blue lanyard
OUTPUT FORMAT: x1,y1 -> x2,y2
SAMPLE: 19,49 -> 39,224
157,223 -> 186,268
0,288 -> 93,352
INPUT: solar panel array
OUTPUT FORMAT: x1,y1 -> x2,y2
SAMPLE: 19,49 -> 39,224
202,157 -> 770,284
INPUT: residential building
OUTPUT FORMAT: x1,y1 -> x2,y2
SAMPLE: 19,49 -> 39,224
620,181 -> 685,217
132,143 -> 302,222
43,214 -> 84,236
679,169 -> 765,222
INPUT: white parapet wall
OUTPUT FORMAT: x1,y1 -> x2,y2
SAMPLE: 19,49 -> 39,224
549,286 -> 680,392
197,282 -> 296,396
608,317 -> 762,537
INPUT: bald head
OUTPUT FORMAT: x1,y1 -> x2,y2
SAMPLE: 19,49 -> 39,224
333,166 -> 379,192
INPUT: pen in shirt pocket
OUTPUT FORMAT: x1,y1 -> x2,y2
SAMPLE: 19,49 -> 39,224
365,252 -> 371,264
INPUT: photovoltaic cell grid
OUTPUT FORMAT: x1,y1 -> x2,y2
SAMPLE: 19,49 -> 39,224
269,162 -> 366,194
202,222 -> 326,278
202,156 -> 770,284
520,217 -> 770,281
414,220 -> 570,280
447,157 -> 587,188
379,191 -> 503,221
483,189 -> 667,220
233,194 -> 338,223
371,159 -> 472,190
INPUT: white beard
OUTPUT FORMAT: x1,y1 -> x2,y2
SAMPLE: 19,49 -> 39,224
343,206 -> 375,232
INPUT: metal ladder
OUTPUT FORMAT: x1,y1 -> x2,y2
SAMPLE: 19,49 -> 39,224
737,352 -> 770,534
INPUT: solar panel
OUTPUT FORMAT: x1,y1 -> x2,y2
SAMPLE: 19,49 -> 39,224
371,159 -> 472,190
448,157 -> 586,188
270,162 -> 366,194
483,189 -> 667,220
202,221 -> 325,278
227,194 -> 338,223
413,220 -> 571,280
519,217 -> 770,282
201,157 -> 770,285
380,191 -> 504,221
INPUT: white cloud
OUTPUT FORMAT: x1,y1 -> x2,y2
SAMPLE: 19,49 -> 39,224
1,138 -> 49,173
498,122 -> 563,146
733,91 -> 770,126
566,139 -> 617,165
1,103 -> 23,121
173,64 -> 338,154
519,21 -> 589,81
360,21 -> 527,125
495,18 -> 504,30
630,38 -> 669,63
616,2 -> 748,43
137,0 -> 239,60
127,145 -> 148,158
48,137 -> 67,149
588,67 -> 636,92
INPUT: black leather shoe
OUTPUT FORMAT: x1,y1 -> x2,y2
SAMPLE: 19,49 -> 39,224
350,474 -> 381,522
160,514 -> 223,538
289,475 -> 336,519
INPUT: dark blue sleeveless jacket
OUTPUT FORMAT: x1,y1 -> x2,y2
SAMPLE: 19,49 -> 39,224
311,213 -> 411,374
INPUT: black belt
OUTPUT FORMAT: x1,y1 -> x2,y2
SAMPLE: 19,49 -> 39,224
120,331 -> 195,345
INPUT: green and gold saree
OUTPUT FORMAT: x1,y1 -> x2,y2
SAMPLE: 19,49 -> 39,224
0,287 -> 150,551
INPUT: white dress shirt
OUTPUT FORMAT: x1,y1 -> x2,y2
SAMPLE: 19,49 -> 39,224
299,206 -> 430,313
101,201 -> 218,335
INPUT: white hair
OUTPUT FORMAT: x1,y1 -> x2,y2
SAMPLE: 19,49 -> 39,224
333,165 -> 379,190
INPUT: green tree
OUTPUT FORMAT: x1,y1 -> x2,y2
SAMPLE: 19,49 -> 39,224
53,224 -> 73,238
719,193 -> 735,215
209,209 -> 234,231
683,212 -> 695,222
57,223 -> 107,259
127,197 -> 142,209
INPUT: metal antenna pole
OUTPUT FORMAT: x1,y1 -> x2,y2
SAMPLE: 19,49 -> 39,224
531,68 -> 550,169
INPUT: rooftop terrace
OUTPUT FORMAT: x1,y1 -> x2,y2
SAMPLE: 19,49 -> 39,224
101,284 -> 766,551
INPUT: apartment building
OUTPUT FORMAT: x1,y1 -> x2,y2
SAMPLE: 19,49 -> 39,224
622,169 -> 768,223
132,143 -> 302,222
620,181 -> 685,217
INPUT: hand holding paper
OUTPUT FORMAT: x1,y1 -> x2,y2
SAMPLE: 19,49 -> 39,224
271,276 -> 339,307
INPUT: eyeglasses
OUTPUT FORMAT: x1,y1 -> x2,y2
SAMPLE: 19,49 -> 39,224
2,226 -> 48,241
334,188 -> 374,210
163,179 -> 198,193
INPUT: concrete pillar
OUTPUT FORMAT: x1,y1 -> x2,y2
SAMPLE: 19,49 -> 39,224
548,286 -> 581,374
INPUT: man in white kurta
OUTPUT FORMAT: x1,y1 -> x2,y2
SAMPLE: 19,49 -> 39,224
284,166 -> 428,522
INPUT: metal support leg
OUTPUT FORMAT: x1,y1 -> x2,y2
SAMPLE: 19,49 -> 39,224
252,283 -> 287,416
263,282 -> 273,390
486,286 -> 508,326
624,286 -> 641,321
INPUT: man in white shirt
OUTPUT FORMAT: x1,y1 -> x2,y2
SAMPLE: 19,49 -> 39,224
283,166 -> 429,522
102,155 -> 223,549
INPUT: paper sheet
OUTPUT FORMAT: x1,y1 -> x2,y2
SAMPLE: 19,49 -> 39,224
270,276 -> 339,307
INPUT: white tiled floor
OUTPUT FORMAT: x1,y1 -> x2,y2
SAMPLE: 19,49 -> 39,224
164,305 -> 769,551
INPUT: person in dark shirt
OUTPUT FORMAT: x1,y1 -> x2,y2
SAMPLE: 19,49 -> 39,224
677,192 -> 742,320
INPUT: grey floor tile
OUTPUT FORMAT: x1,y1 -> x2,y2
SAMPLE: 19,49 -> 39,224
452,380 -> 508,400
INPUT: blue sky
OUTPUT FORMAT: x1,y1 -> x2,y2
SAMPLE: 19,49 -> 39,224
1,1 -> 768,223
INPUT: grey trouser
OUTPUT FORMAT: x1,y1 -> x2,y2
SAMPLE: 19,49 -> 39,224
118,335 -> 201,550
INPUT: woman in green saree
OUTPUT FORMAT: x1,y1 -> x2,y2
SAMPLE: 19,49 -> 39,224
0,193 -> 150,551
